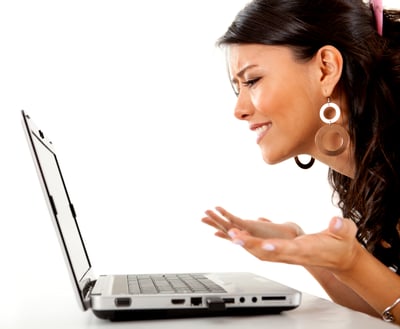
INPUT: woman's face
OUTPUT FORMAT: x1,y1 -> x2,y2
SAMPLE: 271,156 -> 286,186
228,44 -> 325,165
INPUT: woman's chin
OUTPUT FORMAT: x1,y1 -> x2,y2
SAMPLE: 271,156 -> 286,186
261,149 -> 290,165
261,153 -> 280,165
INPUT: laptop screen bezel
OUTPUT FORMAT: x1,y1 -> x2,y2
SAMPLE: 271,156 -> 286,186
21,110 -> 96,311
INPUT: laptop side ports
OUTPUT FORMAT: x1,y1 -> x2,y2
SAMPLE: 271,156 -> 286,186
114,297 -> 132,307
171,299 -> 185,305
190,297 -> 202,306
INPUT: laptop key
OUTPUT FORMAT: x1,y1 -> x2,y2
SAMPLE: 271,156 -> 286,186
126,274 -> 226,295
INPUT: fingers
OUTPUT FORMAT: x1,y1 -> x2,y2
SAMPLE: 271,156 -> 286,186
215,231 -> 230,240
202,207 -> 245,234
202,210 -> 230,234
227,228 -> 300,264
214,207 -> 246,228
203,210 -> 359,270
227,217 -> 359,269
201,215 -> 225,232
283,221 -> 305,236
232,229 -> 328,267
257,217 -> 271,223
201,216 -> 231,240
328,216 -> 357,238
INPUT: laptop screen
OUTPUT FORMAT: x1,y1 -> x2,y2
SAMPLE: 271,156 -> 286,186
30,128 -> 91,283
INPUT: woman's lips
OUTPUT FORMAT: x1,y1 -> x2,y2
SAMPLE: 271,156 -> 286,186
250,122 -> 272,144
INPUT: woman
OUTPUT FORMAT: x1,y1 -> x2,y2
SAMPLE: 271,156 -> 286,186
202,0 -> 400,323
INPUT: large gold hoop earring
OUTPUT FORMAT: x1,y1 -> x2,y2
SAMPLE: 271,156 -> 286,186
315,98 -> 350,156
294,155 -> 315,169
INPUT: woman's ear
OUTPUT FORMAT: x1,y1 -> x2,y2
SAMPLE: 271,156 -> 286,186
315,45 -> 343,97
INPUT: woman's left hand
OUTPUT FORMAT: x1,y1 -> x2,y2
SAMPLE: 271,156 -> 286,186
229,216 -> 362,274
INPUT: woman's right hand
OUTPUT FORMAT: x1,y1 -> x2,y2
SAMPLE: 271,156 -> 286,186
201,206 -> 304,241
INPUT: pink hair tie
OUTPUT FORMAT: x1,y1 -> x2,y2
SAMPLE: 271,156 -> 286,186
370,0 -> 383,36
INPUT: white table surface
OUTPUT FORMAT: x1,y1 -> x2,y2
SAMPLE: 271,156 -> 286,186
3,290 -> 397,329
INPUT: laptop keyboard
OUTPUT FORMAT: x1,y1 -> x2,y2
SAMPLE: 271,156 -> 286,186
127,273 -> 227,295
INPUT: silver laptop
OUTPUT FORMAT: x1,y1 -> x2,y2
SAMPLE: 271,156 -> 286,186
21,110 -> 301,321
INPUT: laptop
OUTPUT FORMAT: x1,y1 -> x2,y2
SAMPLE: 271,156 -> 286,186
21,110 -> 301,321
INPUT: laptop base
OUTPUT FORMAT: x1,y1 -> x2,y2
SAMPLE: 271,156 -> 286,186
93,306 -> 295,321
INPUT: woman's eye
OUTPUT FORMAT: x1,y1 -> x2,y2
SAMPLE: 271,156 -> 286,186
242,77 -> 261,87
231,82 -> 240,96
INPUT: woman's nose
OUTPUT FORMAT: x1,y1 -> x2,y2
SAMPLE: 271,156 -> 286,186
234,95 -> 252,120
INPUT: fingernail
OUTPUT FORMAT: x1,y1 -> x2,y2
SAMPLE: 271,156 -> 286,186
262,243 -> 275,251
232,239 -> 244,246
228,230 -> 237,239
333,216 -> 343,231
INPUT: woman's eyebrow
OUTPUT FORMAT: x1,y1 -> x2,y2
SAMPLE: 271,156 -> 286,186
231,64 -> 258,84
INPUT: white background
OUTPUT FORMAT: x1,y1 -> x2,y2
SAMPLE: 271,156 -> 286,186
0,0 -> 398,322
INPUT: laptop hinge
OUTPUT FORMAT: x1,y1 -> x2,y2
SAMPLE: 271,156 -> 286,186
82,279 -> 96,309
